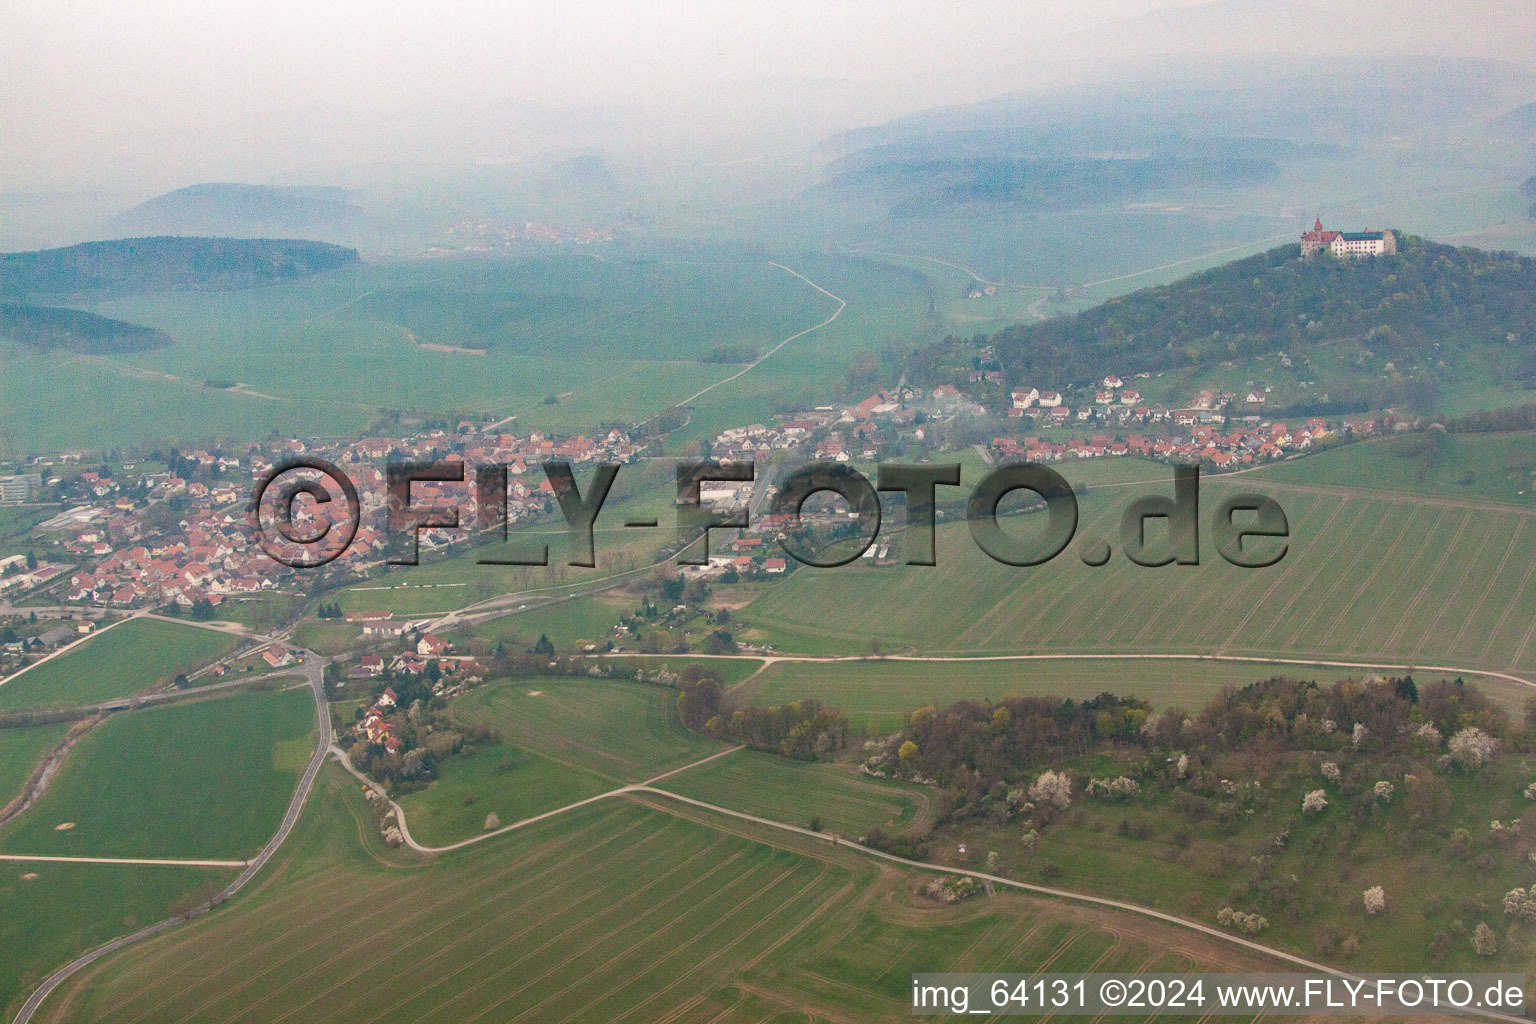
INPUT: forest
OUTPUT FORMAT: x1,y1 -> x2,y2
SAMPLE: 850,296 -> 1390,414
0,236 -> 360,298
867,675 -> 1524,828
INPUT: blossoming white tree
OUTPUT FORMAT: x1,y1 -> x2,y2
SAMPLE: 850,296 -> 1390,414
1472,921 -> 1497,956
1352,722 -> 1369,747
1374,780 -> 1394,803
1302,789 -> 1328,814
1502,887 -> 1536,921
1030,769 -> 1073,810
1415,722 -> 1442,746
1321,761 -> 1342,783
1448,727 -> 1499,769
1086,776 -> 1140,800
1362,886 -> 1386,915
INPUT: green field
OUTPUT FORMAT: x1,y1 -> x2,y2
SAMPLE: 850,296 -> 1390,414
739,657 -> 1391,734
290,620 -> 361,657
0,248 -> 931,452
606,655 -> 766,688
394,742 -> 611,848
335,470 -> 685,618
209,593 -> 305,634
740,480 -> 1536,679
396,674 -> 728,847
467,592 -> 631,651
445,675 -> 724,784
0,722 -> 70,807
1250,432 -> 1536,506
656,748 -> 930,838
0,860 -> 230,1020
0,617 -> 239,712
33,766 -> 1276,1024
0,686 -> 315,859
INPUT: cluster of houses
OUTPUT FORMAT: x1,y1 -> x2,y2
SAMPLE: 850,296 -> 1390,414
356,686 -> 404,753
991,416 -> 1381,467
351,626 -> 486,691
10,424 -> 643,609
440,216 -> 622,250
0,555 -> 70,599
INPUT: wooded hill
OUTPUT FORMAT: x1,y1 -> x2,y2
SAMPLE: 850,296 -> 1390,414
0,236 -> 359,299
979,235 -> 1536,387
0,302 -> 170,354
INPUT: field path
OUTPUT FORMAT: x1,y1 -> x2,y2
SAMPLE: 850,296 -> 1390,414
326,741 -> 748,855
637,262 -> 846,425
0,854 -> 246,868
606,650 -> 1536,695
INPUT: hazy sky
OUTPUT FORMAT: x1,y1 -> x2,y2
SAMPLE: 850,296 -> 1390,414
3,0 -> 1534,193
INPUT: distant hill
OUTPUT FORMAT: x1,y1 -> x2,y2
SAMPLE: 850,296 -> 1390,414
106,183 -> 361,239
0,237 -> 360,299
549,154 -> 617,192
979,235 -> 1536,386
1490,102 -> 1536,141
0,302 -> 170,354
816,152 -> 1279,217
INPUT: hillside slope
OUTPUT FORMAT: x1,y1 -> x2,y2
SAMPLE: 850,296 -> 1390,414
0,303 -> 169,353
984,235 -> 1536,385
0,237 -> 360,299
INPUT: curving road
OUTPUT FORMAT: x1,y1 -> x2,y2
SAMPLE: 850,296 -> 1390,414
10,651 -> 330,1024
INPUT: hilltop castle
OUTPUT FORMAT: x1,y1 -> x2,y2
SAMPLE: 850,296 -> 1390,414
1301,218 -> 1397,258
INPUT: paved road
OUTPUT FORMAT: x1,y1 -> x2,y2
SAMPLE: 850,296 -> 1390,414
11,652 -> 330,1024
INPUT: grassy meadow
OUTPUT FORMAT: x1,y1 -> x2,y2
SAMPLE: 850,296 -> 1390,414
0,686 -> 315,859
0,860 -> 231,1021
0,617 -> 238,712
394,742 -> 610,848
